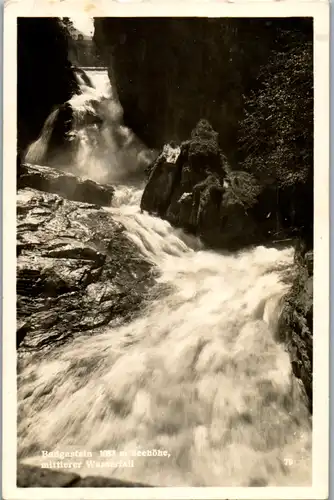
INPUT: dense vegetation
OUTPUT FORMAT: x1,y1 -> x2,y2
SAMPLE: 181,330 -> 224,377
239,23 -> 313,247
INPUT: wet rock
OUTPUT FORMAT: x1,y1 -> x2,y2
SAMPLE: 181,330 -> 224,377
17,187 -> 156,351
73,475 -> 151,487
18,164 -> 115,207
17,463 -> 78,487
141,121 -> 261,250
278,250 -> 313,411
17,463 -> 151,487
304,250 -> 313,276
140,145 -> 183,217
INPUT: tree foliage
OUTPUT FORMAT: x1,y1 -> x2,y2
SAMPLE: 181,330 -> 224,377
239,36 -> 313,190
225,170 -> 262,209
238,26 -> 313,243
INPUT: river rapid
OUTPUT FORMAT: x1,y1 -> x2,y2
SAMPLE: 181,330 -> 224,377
18,70 -> 312,487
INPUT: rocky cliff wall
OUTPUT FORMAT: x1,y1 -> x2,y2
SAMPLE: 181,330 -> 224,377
93,18 -> 309,166
17,18 -> 79,157
278,248 -> 313,412
68,39 -> 102,67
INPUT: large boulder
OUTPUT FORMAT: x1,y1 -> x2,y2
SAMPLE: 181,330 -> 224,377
18,164 -> 115,207
17,18 -> 79,158
17,172 -> 156,351
141,121 -> 262,250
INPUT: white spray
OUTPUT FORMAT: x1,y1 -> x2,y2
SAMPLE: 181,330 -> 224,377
19,71 -> 311,487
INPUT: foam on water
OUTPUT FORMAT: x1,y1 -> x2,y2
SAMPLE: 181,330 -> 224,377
24,69 -> 156,184
18,70 -> 312,487
18,184 -> 311,487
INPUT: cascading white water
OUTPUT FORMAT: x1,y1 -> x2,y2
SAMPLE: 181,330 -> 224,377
18,70 -> 312,487
24,108 -> 61,164
25,69 -> 156,184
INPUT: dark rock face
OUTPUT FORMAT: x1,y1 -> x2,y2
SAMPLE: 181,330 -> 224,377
141,144 -> 182,219
17,18 -> 79,157
140,122 -> 262,250
17,176 -> 156,351
93,18 -> 302,164
17,463 -> 151,487
18,164 -> 115,207
94,17 -> 239,155
278,250 -> 313,411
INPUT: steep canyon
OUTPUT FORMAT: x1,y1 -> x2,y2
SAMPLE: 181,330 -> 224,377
16,17 -> 314,488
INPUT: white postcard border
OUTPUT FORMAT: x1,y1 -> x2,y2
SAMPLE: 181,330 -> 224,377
2,1 -> 330,499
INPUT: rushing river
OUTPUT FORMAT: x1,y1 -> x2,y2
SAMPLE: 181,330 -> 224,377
18,69 -> 312,487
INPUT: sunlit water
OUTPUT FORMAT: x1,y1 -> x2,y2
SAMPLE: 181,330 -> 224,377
25,69 -> 156,184
18,70 -> 312,487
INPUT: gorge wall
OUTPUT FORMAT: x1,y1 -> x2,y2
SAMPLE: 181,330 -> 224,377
17,18 -> 79,158
278,247 -> 313,411
93,18 -> 312,167
94,17 -> 313,251
15,18 -> 315,485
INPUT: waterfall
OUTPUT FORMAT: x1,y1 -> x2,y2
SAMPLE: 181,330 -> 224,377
25,108 -> 60,164
18,69 -> 312,488
24,68 -> 156,184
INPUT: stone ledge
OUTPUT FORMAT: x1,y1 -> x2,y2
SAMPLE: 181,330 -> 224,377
18,163 -> 115,207
17,463 -> 152,488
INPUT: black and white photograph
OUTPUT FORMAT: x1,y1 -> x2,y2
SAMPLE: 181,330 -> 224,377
2,2 -> 330,497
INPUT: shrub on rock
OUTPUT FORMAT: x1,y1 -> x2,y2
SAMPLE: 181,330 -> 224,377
188,119 -> 224,175
225,170 -> 262,210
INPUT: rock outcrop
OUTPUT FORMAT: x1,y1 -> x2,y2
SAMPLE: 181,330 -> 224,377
140,120 -> 314,408
278,249 -> 313,411
17,18 -> 79,157
141,121 -> 263,251
17,165 -> 156,352
18,164 -> 115,207
17,463 -> 151,487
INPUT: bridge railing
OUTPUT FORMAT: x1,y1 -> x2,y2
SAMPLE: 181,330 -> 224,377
76,66 -> 108,71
